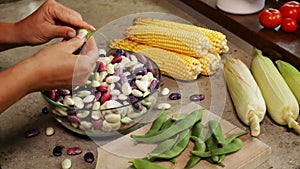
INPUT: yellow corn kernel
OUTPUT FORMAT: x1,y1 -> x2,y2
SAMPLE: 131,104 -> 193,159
251,49 -> 300,133
134,17 -> 229,54
124,25 -> 214,58
224,57 -> 266,136
110,39 -> 202,80
197,53 -> 221,76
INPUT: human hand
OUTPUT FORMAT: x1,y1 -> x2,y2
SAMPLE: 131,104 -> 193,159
15,0 -> 95,46
25,32 -> 98,91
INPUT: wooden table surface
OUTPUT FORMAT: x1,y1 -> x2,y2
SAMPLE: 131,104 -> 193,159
179,0 -> 300,69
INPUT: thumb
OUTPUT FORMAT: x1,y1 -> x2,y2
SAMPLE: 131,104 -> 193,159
49,25 -> 77,39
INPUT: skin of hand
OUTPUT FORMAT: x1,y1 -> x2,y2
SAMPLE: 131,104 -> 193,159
0,0 -> 95,51
0,32 -> 99,113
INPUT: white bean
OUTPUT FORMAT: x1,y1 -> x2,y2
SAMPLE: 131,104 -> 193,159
157,103 -> 171,110
121,82 -> 132,95
73,96 -> 84,109
45,127 -> 55,136
105,113 -> 121,123
161,88 -> 170,96
83,95 -> 95,103
132,89 -> 143,97
61,158 -> 72,169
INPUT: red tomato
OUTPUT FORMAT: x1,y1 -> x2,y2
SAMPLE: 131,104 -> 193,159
259,8 -> 283,29
281,18 -> 298,32
279,1 -> 299,20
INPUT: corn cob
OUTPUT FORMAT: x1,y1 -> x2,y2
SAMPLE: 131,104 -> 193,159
110,39 -> 202,80
224,57 -> 266,136
276,60 -> 300,105
124,25 -> 215,58
134,17 -> 229,54
251,49 -> 300,133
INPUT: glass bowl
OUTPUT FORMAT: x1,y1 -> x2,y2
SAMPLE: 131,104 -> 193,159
41,49 -> 161,137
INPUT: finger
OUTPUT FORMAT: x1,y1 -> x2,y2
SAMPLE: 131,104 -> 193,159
48,25 -> 76,39
52,2 -> 95,31
59,32 -> 87,53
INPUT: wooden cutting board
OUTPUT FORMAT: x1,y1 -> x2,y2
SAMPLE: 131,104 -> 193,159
95,103 -> 271,169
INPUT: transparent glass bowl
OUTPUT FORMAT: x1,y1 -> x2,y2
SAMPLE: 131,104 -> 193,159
41,49 -> 161,137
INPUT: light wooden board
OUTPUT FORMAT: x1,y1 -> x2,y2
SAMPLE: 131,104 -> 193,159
95,103 -> 271,169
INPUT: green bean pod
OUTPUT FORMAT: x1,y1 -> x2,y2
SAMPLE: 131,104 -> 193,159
192,138 -> 243,157
149,134 -> 180,158
129,159 -> 169,169
184,122 -> 205,169
208,120 -> 225,146
149,129 -> 190,160
132,110 -> 167,139
224,131 -> 247,145
132,109 -> 203,143
171,113 -> 189,121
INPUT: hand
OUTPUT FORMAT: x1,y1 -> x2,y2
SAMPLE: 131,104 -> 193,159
0,32 -> 98,112
26,32 -> 99,91
15,0 -> 95,46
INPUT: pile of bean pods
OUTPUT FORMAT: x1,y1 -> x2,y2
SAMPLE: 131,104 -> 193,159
42,49 -> 161,135
128,109 -> 247,169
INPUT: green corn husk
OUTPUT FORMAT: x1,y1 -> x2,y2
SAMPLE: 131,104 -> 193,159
224,57 -> 266,136
276,60 -> 300,105
251,49 -> 300,133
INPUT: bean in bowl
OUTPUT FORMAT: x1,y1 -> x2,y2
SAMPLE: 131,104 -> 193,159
42,49 -> 161,137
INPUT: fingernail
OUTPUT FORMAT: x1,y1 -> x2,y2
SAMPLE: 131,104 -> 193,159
90,25 -> 96,30
77,31 -> 87,40
68,31 -> 76,38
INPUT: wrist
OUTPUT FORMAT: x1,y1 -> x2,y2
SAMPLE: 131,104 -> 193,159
0,22 -> 26,51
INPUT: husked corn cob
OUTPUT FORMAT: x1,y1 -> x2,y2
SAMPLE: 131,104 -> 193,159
196,53 -> 221,76
134,17 -> 229,54
125,25 -> 215,58
110,39 -> 221,77
110,39 -> 202,80
276,60 -> 300,105
251,49 -> 300,133
224,57 -> 266,136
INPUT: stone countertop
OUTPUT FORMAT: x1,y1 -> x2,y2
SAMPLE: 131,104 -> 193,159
0,0 -> 299,169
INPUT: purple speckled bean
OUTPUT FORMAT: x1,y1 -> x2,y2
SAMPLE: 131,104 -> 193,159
57,89 -> 70,96
84,103 -> 93,109
190,94 -> 205,101
129,95 -> 138,103
135,53 -> 148,64
115,64 -> 124,76
84,152 -> 95,163
169,93 -> 181,100
115,49 -> 125,55
149,79 -> 158,91
119,74 -> 128,85
133,67 -> 147,76
67,115 -> 80,123
129,79 -> 137,90
67,109 -> 77,116
92,119 -> 103,129
133,102 -> 143,111
55,96 -> 64,102
95,92 -> 102,101
25,129 -> 40,138
67,147 -> 82,155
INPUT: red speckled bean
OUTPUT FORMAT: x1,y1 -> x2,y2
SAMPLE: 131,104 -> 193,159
101,92 -> 111,104
67,147 -> 82,155
111,55 -> 122,63
24,129 -> 40,138
98,61 -> 107,71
